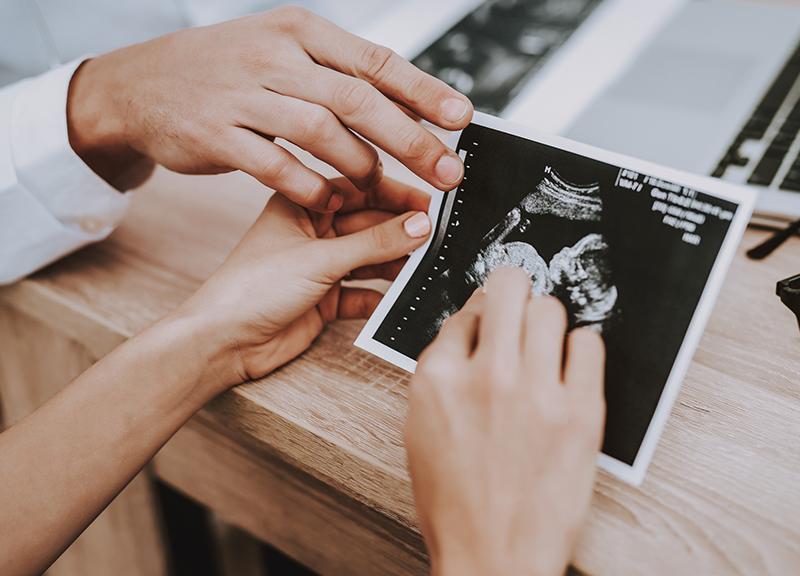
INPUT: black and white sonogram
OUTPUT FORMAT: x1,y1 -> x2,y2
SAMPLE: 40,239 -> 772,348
371,123 -> 741,467
412,0 -> 601,114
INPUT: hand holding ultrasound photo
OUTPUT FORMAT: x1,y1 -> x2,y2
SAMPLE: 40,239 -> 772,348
357,112 -> 755,485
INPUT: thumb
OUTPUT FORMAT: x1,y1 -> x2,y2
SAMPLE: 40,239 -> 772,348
318,211 -> 431,280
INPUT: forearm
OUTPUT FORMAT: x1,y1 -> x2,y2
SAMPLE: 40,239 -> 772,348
0,313 -> 235,576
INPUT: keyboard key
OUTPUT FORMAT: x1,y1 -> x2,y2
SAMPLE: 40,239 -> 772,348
748,155 -> 783,186
781,176 -> 800,192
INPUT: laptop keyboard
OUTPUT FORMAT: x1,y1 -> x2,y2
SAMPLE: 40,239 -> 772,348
412,0 -> 602,115
713,41 -> 800,192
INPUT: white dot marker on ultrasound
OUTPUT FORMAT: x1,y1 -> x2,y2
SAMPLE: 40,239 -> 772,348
410,306 -> 416,311
422,286 -> 427,290
403,316 -> 407,321
416,296 -> 420,300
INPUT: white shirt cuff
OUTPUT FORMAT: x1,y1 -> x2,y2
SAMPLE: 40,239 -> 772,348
10,58 -> 129,239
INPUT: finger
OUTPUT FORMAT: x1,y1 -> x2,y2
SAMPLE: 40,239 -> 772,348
523,295 -> 569,386
477,267 -> 531,365
348,263 -> 402,281
317,211 -> 431,280
295,65 -> 465,191
564,327 -> 606,403
424,289 -> 485,359
317,282 -> 341,325
335,176 -> 430,214
296,14 -> 473,130
333,210 -> 394,236
337,287 -> 385,319
348,257 -> 407,281
241,92 -> 383,191
225,128 -> 343,212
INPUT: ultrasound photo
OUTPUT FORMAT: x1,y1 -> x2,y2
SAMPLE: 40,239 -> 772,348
359,119 -> 750,477
412,0 -> 601,114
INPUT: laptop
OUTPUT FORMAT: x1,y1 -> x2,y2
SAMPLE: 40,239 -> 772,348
360,0 -> 800,221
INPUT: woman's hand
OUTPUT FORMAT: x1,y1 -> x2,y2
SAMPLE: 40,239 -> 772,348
405,268 -> 606,576
67,6 -> 472,207
174,176 -> 431,390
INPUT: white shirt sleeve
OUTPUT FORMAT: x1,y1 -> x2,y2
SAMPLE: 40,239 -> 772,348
0,59 -> 130,285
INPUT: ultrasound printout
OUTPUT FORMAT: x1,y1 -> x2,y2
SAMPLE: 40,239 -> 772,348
357,115 -> 753,483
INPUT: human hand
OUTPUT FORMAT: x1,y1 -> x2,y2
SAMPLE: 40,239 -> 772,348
67,6 -> 473,207
172,176 -> 431,390
405,268 -> 606,576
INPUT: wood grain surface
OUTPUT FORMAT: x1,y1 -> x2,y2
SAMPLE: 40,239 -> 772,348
1,166 -> 799,575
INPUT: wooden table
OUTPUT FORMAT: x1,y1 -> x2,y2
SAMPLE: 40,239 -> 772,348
1,166 -> 799,575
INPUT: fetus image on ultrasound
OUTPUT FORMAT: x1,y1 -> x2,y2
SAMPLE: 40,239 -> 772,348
426,166 -> 620,341
465,167 -> 618,328
370,120 -> 741,468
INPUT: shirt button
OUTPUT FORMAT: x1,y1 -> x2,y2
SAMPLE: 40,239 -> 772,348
79,217 -> 105,234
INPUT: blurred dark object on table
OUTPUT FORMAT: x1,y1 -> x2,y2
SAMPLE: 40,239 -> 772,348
777,273 -> 800,332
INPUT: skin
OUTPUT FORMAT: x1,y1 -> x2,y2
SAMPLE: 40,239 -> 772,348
4,8 -> 606,573
0,183 -> 605,575
66,5 -> 474,205
406,268 -> 606,576
0,177 -> 433,576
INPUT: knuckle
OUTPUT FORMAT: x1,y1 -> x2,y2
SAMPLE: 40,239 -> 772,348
397,125 -> 435,164
354,149 -> 381,183
301,177 -> 330,207
268,5 -> 309,29
359,44 -> 396,83
333,79 -> 375,118
258,151 -> 291,182
406,72 -> 439,108
299,107 -> 338,143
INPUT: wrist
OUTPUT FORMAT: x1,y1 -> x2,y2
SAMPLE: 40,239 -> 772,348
67,57 -> 154,190
145,311 -> 243,400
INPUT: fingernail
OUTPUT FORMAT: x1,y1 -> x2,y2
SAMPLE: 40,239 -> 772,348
326,192 -> 343,212
435,154 -> 463,186
403,212 -> 431,238
441,98 -> 468,123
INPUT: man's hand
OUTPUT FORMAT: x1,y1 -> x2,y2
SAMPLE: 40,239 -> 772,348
174,176 -> 431,389
66,6 -> 473,208
405,268 -> 606,576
